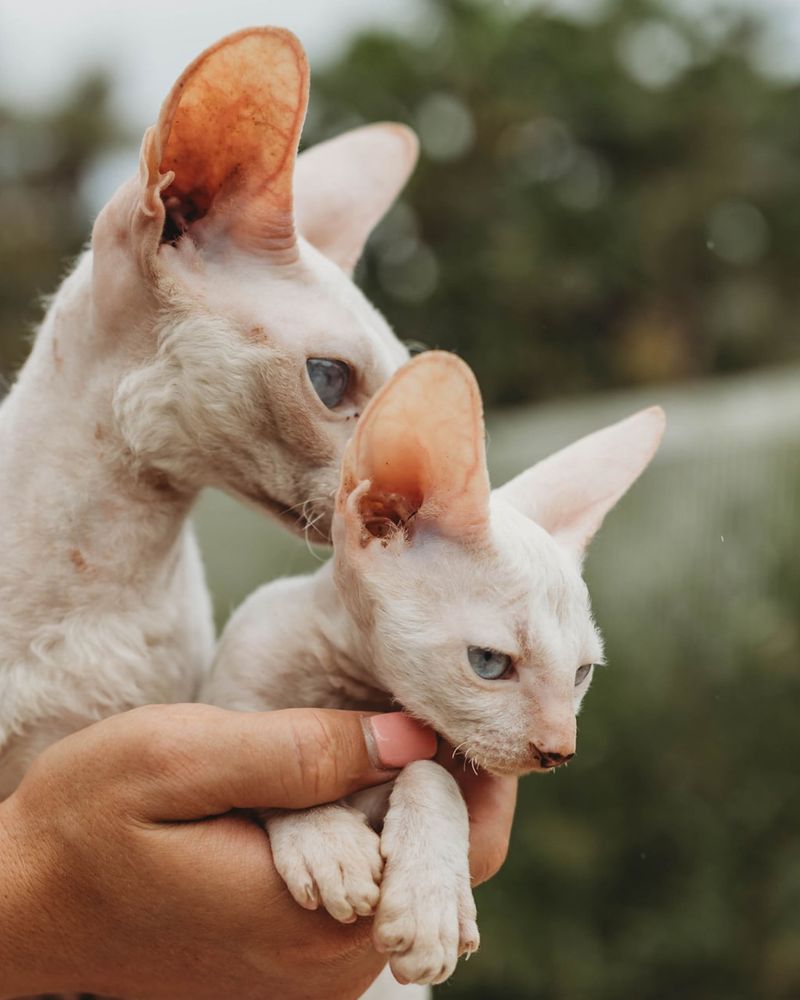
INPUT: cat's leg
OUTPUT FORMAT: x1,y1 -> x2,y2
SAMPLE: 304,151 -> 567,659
266,802 -> 384,923
373,760 -> 479,986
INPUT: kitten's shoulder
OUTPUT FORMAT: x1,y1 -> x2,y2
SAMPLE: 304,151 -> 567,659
202,572 -> 321,710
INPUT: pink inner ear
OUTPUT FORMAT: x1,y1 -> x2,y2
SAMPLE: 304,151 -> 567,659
152,28 -> 309,255
342,352 -> 490,540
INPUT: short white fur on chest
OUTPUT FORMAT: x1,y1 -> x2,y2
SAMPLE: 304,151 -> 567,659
0,254 -> 213,792
205,351 -> 665,989
0,27 -> 419,797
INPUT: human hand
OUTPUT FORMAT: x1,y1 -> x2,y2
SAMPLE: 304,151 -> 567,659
436,740 -> 518,886
0,704 -> 437,1000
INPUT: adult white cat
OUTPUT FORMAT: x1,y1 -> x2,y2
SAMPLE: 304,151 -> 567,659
206,351 -> 666,989
0,27 -> 417,797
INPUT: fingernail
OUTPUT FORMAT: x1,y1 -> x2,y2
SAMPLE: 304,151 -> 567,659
363,713 -> 438,770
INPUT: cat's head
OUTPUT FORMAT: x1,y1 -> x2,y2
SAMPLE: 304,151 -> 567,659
92,28 -> 414,539
333,352 -> 665,776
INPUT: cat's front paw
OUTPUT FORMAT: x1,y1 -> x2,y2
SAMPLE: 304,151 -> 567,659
267,803 -> 383,923
374,851 -> 479,985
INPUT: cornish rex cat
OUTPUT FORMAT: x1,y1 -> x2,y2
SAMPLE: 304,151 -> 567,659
0,27 -> 417,797
205,351 -> 666,988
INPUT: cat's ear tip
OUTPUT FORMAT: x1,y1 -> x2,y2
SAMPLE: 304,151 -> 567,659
399,350 -> 482,405
643,404 -> 666,423
343,121 -> 420,174
205,24 -> 307,57
377,121 -> 420,159
406,348 -> 470,373
635,404 -> 667,441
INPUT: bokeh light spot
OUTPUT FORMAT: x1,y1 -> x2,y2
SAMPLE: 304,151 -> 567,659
707,200 -> 770,266
415,92 -> 475,162
617,19 -> 692,90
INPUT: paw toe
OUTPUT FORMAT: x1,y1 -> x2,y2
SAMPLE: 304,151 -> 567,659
283,864 -> 320,911
374,914 -> 415,954
459,918 -> 480,956
390,943 -> 457,987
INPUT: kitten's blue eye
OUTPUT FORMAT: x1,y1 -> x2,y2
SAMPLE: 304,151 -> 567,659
307,358 -> 350,409
468,646 -> 513,681
575,663 -> 594,686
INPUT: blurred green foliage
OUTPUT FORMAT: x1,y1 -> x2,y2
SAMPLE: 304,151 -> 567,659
306,0 -> 800,406
3,0 -> 800,404
0,72 -> 122,379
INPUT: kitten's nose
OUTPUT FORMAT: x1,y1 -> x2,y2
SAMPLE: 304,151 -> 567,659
530,743 -> 575,770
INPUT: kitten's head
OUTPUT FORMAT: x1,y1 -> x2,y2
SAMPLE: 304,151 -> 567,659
333,352 -> 665,776
91,28 -> 415,539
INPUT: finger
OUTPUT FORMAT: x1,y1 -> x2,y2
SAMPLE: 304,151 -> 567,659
436,744 -> 517,886
463,771 -> 517,885
123,705 -> 437,821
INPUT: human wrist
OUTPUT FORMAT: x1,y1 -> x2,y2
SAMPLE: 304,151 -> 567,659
0,795 -> 67,997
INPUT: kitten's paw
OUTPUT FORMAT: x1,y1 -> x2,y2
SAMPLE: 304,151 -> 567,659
267,804 -> 383,923
373,858 -> 479,986
457,883 -> 481,957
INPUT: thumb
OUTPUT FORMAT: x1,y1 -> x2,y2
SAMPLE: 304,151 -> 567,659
128,705 -> 437,821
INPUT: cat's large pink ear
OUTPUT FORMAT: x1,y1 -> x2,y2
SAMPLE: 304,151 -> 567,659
339,351 -> 490,542
294,123 -> 419,274
496,407 -> 666,558
138,27 -> 308,261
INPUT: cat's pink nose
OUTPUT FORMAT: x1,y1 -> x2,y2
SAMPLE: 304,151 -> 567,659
530,743 -> 574,770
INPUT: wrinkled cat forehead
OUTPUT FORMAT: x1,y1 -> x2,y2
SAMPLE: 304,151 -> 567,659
489,497 -> 595,614
161,237 -> 404,357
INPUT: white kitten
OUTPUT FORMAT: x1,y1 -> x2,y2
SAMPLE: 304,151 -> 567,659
205,351 -> 665,988
0,28 -> 417,796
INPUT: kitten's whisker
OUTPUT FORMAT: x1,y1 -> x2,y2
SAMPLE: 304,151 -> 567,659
279,494 -> 330,517
301,503 -> 328,563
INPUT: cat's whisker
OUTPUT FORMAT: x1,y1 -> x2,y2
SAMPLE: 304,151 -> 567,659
280,494 -> 330,517
300,503 -> 329,564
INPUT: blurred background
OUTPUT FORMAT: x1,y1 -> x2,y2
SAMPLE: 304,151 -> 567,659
2,0 -> 800,996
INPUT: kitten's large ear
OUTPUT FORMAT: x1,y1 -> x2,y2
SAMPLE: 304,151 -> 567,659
339,351 -> 490,542
294,123 -> 419,274
497,407 -> 665,558
138,27 -> 308,261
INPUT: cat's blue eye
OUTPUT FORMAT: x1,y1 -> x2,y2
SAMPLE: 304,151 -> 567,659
468,646 -> 513,681
307,358 -> 350,409
575,663 -> 594,686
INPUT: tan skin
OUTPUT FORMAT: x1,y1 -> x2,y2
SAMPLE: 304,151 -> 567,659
0,705 -> 516,1000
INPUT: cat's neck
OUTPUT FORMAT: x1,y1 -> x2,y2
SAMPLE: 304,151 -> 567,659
0,253 -> 197,633
308,565 -> 395,711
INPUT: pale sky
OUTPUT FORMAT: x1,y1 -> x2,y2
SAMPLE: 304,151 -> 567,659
0,0 -> 424,125
0,0 -> 800,128
2,0 -> 799,131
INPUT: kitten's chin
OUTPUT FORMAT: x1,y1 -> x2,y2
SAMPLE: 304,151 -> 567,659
454,745 -> 566,778
448,745 -> 531,778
